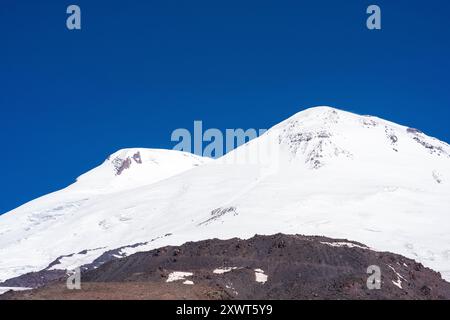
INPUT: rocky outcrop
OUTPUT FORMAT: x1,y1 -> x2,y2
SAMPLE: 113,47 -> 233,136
2,234 -> 450,300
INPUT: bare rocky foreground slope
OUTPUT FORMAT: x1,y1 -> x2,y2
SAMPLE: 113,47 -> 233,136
2,234 -> 450,300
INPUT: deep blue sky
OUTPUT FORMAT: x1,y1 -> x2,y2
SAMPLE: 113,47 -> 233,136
1,0 -> 449,214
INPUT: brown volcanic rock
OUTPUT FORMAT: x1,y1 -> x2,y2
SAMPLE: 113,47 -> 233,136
0,282 -> 230,300
2,234 -> 450,300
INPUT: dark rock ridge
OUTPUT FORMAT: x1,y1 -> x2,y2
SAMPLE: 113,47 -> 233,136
0,234 -> 173,288
2,234 -> 450,300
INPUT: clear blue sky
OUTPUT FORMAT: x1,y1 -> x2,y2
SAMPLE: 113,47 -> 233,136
1,0 -> 450,214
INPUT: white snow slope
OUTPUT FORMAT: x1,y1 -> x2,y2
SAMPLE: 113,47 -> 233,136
1,106 -> 450,283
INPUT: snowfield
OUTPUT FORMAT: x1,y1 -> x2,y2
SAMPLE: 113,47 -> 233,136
1,106 -> 449,283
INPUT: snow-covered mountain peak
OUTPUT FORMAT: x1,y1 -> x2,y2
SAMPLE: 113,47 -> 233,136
275,106 -> 389,135
74,148 -> 211,192
101,148 -> 207,177
271,107 -> 352,168
260,106 -> 450,169
1,107 -> 450,285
